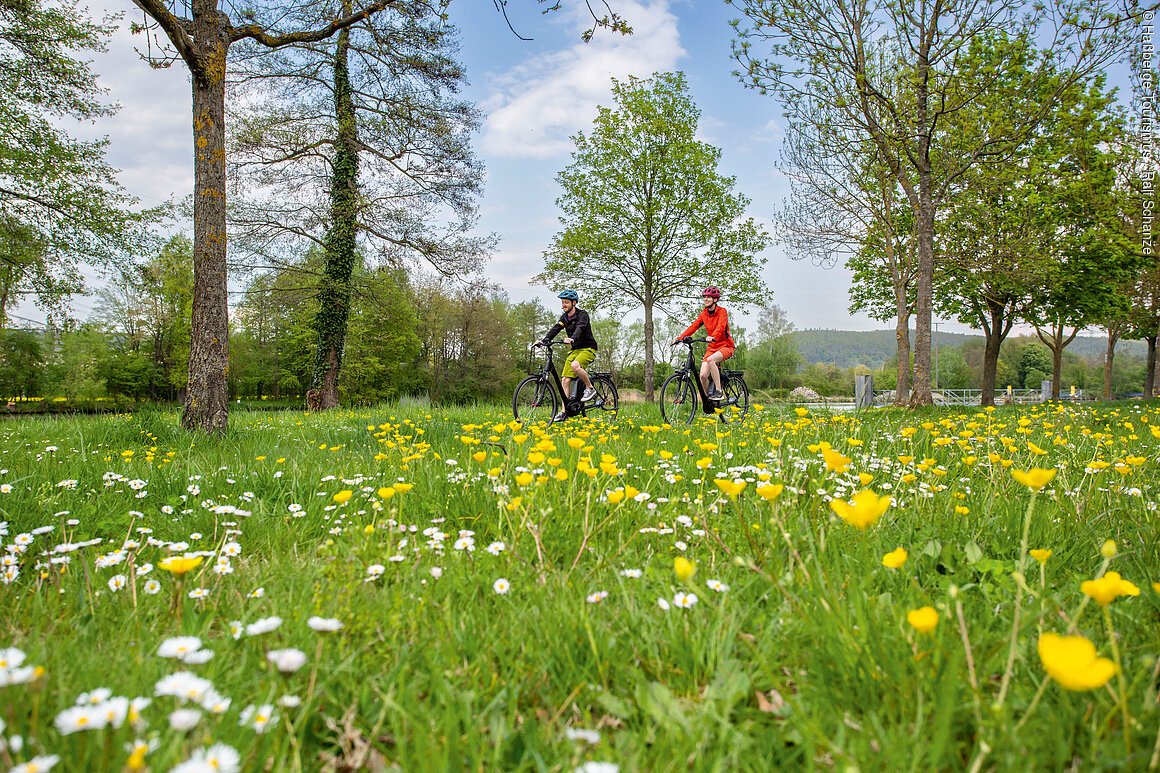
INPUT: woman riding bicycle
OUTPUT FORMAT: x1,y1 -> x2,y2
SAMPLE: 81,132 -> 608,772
539,289 -> 599,421
674,286 -> 734,400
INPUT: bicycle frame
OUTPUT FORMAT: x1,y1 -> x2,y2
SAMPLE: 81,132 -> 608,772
533,340 -> 587,418
672,337 -> 719,416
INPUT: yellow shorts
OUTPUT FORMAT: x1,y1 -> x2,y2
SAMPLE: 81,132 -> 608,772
561,347 -> 596,373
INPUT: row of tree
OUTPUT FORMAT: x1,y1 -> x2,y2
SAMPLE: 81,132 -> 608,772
0,233 -> 803,404
733,0 -> 1156,406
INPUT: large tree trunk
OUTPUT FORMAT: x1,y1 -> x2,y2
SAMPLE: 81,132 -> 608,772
310,17 -> 359,411
1145,335 -> 1158,397
1102,328 -> 1118,401
182,21 -> 230,434
979,301 -> 1011,408
642,298 -> 655,401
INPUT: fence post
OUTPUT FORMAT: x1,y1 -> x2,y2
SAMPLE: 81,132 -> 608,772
855,374 -> 874,409
1040,380 -> 1052,403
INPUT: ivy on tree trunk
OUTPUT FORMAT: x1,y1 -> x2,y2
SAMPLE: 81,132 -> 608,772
310,15 -> 360,411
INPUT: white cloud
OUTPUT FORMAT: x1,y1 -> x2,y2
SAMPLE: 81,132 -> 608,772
480,0 -> 685,159
74,1 -> 195,208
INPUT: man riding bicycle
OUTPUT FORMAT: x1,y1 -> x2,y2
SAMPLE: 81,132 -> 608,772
674,286 -> 734,400
538,289 -> 599,422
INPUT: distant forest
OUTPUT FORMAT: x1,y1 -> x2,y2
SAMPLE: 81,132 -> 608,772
792,329 -> 1145,370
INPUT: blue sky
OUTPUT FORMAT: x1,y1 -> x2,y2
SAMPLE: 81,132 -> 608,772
46,0 -> 1033,334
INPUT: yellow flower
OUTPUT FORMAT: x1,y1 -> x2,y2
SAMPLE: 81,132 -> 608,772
1080,571 -> 1140,606
377,486 -> 395,499
857,472 -> 874,485
1027,441 -> 1047,455
756,483 -> 784,501
674,557 -> 696,582
332,489 -> 353,504
881,547 -> 908,569
822,448 -> 851,473
554,468 -> 568,481
472,451 -> 487,463
714,479 -> 747,500
505,497 -> 523,511
1029,549 -> 1052,565
1100,539 -> 1117,559
1153,582 -> 1160,594
907,606 -> 939,633
567,437 -> 585,449
1037,633 -> 1117,691
394,483 -> 413,493
695,456 -> 712,470
159,556 -> 203,575
954,505 -> 970,515
1010,468 -> 1057,491
514,472 -> 534,487
527,451 -> 545,465
829,489 -> 892,530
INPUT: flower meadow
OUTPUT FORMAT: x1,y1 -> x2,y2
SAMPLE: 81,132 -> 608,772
0,402 -> 1157,771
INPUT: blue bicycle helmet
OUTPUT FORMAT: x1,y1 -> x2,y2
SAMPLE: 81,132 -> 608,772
557,289 -> 579,301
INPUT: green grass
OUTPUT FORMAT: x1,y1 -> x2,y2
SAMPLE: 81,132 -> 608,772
1,401 -> 1158,771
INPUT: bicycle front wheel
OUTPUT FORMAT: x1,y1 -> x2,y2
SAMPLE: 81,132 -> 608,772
513,376 -> 557,424
720,374 -> 750,421
659,373 -> 698,425
586,375 -> 619,423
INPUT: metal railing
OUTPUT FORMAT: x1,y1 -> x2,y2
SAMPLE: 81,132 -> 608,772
871,388 -> 1089,406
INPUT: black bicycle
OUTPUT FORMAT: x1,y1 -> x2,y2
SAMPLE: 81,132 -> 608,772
659,337 -> 750,425
513,340 -> 619,424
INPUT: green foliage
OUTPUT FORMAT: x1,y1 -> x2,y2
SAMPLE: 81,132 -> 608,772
0,328 -> 42,395
535,72 -> 769,393
0,0 -> 157,296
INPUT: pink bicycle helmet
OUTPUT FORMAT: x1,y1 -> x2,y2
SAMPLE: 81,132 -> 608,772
702,286 -> 721,299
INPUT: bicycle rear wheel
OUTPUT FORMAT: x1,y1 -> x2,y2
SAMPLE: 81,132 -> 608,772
660,373 -> 698,425
586,376 -> 619,423
513,376 -> 557,424
720,374 -> 750,421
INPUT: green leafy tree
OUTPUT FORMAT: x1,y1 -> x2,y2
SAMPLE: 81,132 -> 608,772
535,72 -> 770,399
0,328 -> 43,396
229,6 -> 490,410
1020,83 -> 1140,398
230,255 -> 319,399
89,236 -> 194,399
731,0 -> 1127,406
340,267 -> 422,403
1,0 -> 153,316
41,324 -> 110,400
0,217 -> 81,328
129,0 -> 627,432
747,304 -> 801,389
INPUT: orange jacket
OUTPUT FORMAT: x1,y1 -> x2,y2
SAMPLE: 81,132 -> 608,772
679,306 -> 733,344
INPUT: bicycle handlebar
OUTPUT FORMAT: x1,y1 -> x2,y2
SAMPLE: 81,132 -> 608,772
671,337 -> 708,346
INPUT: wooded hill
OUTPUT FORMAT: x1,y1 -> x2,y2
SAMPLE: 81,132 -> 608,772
792,329 -> 1147,370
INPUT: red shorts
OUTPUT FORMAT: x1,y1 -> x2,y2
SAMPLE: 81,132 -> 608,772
704,343 -> 734,362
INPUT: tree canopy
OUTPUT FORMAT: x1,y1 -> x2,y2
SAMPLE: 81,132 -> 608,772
535,71 -> 769,397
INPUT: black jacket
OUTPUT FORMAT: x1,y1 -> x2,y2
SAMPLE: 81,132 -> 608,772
543,308 -> 598,351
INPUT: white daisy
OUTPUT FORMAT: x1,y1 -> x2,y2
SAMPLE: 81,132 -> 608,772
267,648 -> 307,674
307,616 -> 344,633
